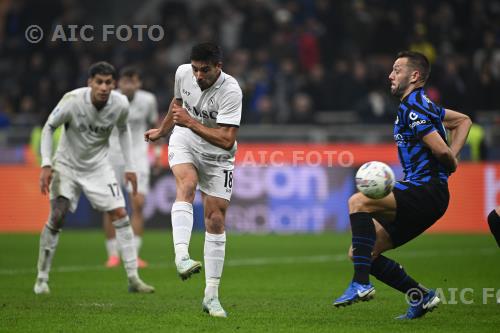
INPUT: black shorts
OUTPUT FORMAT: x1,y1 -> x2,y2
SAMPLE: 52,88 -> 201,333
378,179 -> 450,248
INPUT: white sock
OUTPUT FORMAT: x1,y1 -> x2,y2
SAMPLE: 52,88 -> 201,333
171,201 -> 193,264
204,232 -> 226,300
106,238 -> 119,258
134,235 -> 142,256
37,225 -> 60,281
113,217 -> 138,279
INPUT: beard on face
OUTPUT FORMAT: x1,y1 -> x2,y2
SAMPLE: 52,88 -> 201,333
390,79 -> 409,98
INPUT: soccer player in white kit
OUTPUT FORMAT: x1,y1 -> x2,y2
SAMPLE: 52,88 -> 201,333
34,62 -> 155,294
104,66 -> 159,268
145,43 -> 242,317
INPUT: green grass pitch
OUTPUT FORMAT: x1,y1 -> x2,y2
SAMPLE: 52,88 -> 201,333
0,231 -> 499,332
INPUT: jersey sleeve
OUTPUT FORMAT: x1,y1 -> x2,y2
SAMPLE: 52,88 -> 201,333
116,102 -> 135,172
45,93 -> 74,129
40,93 -> 73,167
174,65 -> 189,100
406,108 -> 436,139
216,89 -> 242,127
440,105 -> 446,121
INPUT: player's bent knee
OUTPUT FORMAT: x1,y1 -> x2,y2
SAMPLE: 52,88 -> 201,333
48,196 -> 70,229
177,183 -> 197,202
109,207 -> 128,220
348,193 -> 370,213
205,211 -> 225,234
131,194 -> 145,209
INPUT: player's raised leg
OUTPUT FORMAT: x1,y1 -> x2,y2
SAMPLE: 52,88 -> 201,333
367,220 -> 439,319
333,192 -> 396,306
171,163 -> 201,280
34,197 -> 69,294
201,193 -> 228,318
108,207 -> 154,293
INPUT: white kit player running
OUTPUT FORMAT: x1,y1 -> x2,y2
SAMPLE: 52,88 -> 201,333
34,61 -> 154,295
145,43 -> 242,318
104,66 -> 159,268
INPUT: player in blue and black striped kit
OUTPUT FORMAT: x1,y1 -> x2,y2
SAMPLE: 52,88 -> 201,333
333,51 -> 472,319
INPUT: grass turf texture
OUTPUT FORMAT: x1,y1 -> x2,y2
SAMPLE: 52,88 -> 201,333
0,232 -> 498,332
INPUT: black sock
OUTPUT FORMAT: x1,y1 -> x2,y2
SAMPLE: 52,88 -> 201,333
350,212 -> 375,284
370,255 -> 428,295
487,210 -> 500,247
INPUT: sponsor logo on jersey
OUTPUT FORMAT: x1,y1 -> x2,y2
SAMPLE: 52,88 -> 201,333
409,111 -> 419,121
88,124 -> 114,135
193,106 -> 217,120
409,119 -> 427,129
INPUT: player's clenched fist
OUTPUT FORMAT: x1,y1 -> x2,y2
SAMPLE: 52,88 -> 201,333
39,166 -> 53,195
144,128 -> 163,142
172,104 -> 192,127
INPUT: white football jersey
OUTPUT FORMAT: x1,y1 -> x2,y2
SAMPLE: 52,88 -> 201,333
170,64 -> 242,157
108,89 -> 159,172
42,87 -> 131,171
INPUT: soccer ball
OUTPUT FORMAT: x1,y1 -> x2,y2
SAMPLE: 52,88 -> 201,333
355,161 -> 395,199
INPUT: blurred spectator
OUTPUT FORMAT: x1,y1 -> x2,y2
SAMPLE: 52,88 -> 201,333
289,92 -> 314,124
0,0 -> 499,136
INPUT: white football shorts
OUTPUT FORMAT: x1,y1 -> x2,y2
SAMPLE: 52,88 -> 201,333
168,144 -> 235,201
49,161 -> 125,212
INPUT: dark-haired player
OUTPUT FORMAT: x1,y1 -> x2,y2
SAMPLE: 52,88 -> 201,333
333,51 -> 472,319
34,61 -> 154,295
145,42 -> 242,317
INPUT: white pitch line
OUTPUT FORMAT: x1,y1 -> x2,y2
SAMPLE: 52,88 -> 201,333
0,248 -> 496,276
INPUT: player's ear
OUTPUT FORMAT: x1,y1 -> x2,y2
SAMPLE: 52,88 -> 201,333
87,77 -> 92,87
409,70 -> 419,84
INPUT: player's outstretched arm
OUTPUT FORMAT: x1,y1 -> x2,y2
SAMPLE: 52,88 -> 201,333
422,131 -> 458,173
171,103 -> 238,150
144,97 -> 180,142
443,109 -> 472,157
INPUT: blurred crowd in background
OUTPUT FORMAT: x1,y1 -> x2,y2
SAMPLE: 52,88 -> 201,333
0,0 -> 499,132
